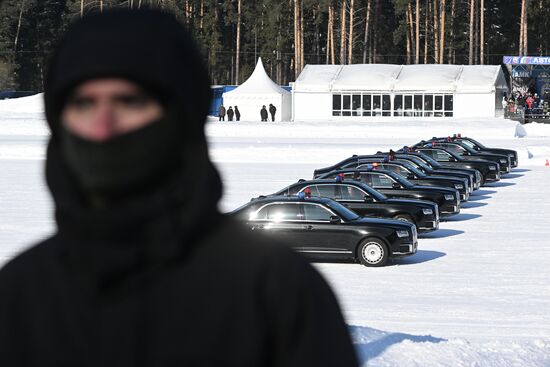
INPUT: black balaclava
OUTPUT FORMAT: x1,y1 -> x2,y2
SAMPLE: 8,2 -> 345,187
44,9 -> 222,237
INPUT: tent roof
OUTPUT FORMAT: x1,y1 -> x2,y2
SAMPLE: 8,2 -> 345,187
294,64 -> 507,93
224,58 -> 290,96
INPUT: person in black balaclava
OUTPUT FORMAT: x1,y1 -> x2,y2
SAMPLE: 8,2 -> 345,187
0,8 -> 358,367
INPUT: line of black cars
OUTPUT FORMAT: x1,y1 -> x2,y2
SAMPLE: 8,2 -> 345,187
231,134 -> 517,268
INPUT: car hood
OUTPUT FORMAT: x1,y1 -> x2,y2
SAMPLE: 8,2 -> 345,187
348,216 -> 415,230
384,198 -> 437,208
410,185 -> 457,195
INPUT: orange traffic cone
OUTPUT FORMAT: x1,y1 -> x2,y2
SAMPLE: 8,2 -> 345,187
546,158 -> 549,167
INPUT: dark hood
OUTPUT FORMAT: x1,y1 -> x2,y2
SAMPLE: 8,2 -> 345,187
42,9 -> 222,277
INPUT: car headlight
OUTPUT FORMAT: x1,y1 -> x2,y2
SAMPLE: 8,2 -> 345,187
500,159 -> 507,164
444,194 -> 455,200
422,208 -> 433,215
454,184 -> 463,189
489,165 -> 497,170
396,230 -> 410,238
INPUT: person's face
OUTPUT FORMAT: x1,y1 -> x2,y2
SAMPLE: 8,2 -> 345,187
61,78 -> 164,142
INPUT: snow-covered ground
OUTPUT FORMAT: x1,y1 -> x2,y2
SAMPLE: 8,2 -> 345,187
1,94 -> 550,366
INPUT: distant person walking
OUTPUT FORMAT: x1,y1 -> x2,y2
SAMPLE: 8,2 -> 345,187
234,106 -> 241,121
269,103 -> 277,122
260,105 -> 268,121
218,104 -> 226,121
227,106 -> 234,121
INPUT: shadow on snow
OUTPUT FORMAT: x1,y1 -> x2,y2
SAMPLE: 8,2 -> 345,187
460,201 -> 488,209
511,168 -> 530,173
467,195 -> 491,202
391,250 -> 446,265
443,213 -> 482,221
472,189 -> 496,196
502,173 -> 524,179
484,181 -> 515,188
349,325 -> 446,363
420,228 -> 464,239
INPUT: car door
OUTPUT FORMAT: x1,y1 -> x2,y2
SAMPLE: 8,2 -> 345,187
249,203 -> 304,247
338,184 -> 381,217
300,202 -> 355,259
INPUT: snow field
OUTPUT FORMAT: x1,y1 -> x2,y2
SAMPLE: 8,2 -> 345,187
2,95 -> 550,366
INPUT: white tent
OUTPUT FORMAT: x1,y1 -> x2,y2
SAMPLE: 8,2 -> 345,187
222,58 -> 291,122
292,64 -> 509,120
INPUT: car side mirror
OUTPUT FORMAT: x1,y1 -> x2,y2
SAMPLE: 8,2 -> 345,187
363,195 -> 373,202
392,182 -> 401,189
448,157 -> 455,162
407,173 -> 415,179
329,215 -> 341,224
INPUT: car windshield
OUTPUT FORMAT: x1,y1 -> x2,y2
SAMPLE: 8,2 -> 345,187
324,200 -> 360,221
458,139 -> 477,150
465,137 -> 486,149
443,149 -> 463,160
443,144 -> 467,155
415,152 -> 442,168
403,157 -> 433,172
382,171 -> 415,188
397,161 -> 426,177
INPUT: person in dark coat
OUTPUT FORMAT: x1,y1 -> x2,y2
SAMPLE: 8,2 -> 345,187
227,106 -> 234,121
0,9 -> 359,367
260,105 -> 268,121
218,104 -> 226,121
269,103 -> 277,122
234,105 -> 241,121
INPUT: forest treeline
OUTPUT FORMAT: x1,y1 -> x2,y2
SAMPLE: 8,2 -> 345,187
0,0 -> 548,91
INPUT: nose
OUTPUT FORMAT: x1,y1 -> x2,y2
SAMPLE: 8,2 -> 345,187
91,104 -> 117,142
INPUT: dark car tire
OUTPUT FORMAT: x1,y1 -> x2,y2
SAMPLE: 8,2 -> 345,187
393,214 -> 414,225
358,238 -> 389,267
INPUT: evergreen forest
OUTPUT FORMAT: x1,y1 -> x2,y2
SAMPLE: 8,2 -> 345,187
0,0 -> 549,91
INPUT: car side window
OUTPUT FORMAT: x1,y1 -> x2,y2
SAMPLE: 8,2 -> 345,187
303,203 -> 333,221
256,203 -> 303,221
301,185 -> 320,197
341,185 -> 366,200
380,163 -> 408,175
370,173 -> 395,188
434,150 -> 451,161
316,185 -> 341,199
418,149 -> 435,159
442,144 -> 463,154
348,173 -> 372,186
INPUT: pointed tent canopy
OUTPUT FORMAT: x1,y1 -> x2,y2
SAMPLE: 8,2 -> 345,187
222,58 -> 291,121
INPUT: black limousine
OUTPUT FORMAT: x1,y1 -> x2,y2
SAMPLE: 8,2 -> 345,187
231,195 -> 418,267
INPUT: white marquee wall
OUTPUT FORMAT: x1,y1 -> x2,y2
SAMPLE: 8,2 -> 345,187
292,64 -> 509,121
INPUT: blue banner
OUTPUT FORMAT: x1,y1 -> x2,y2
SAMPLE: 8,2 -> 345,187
503,56 -> 550,65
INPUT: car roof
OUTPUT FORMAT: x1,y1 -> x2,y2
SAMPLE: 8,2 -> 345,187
250,194 -> 333,205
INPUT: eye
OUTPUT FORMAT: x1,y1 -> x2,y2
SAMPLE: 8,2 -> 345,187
118,94 -> 152,108
66,96 -> 94,110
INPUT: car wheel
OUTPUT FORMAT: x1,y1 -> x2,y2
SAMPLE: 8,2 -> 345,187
358,238 -> 389,267
393,214 -> 414,225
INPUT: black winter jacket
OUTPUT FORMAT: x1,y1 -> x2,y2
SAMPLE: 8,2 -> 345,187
0,145 -> 358,367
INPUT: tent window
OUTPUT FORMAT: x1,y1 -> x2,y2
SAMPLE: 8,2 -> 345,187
394,95 -> 403,116
333,94 -> 341,109
342,95 -> 351,110
424,95 -> 433,117
363,95 -> 371,116
332,94 -> 342,116
382,95 -> 391,116
352,95 -> 361,116
414,95 -> 423,116
331,92 -> 453,118
444,95 -> 453,116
